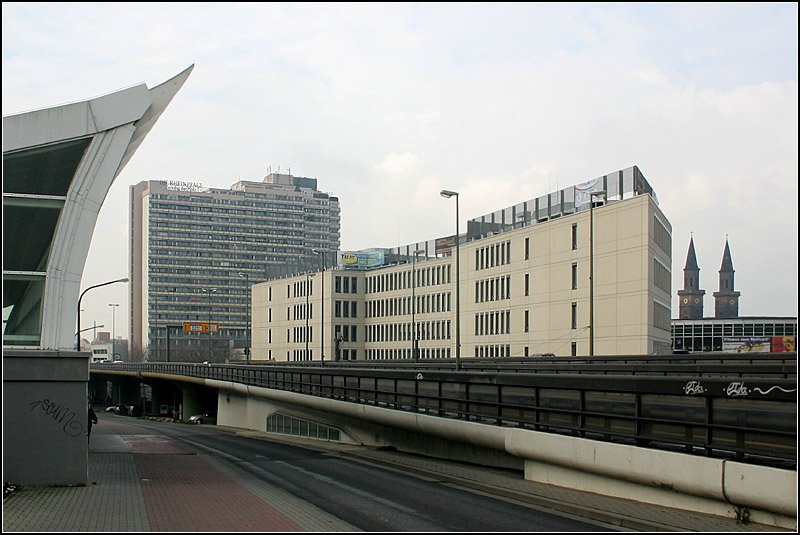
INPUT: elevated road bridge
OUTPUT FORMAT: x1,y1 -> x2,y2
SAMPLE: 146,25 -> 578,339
91,353 -> 797,527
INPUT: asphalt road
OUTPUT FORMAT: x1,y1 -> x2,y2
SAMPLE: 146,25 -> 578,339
127,417 -> 613,532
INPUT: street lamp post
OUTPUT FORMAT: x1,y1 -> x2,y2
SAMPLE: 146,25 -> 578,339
238,272 -> 250,363
440,190 -> 461,371
312,249 -> 325,365
76,277 -> 129,351
589,190 -> 607,357
411,249 -> 425,362
108,303 -> 120,360
201,288 -> 217,361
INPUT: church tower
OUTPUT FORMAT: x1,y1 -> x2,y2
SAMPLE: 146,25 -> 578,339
678,237 -> 705,319
713,239 -> 740,318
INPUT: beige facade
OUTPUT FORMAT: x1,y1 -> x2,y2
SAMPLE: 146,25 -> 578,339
253,192 -> 672,361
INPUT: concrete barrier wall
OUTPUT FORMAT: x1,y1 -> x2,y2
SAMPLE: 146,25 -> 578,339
3,351 -> 90,485
203,378 -> 797,525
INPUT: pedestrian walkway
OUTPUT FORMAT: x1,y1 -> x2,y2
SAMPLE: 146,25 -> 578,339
3,416 -> 792,532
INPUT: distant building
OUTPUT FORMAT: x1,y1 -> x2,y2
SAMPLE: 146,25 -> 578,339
253,165 -> 674,360
672,317 -> 796,353
673,237 -> 796,352
129,172 -> 341,362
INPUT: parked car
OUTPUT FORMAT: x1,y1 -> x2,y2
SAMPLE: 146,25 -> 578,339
105,404 -> 133,415
189,412 -> 216,425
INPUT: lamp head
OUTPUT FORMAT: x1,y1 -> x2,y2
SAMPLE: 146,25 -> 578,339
440,190 -> 458,198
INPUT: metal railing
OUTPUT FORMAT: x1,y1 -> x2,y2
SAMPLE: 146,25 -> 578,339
93,361 -> 797,469
240,353 -> 797,378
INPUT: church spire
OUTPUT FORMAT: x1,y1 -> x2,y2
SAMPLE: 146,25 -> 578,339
719,238 -> 734,272
684,236 -> 700,270
678,236 -> 705,319
713,238 -> 740,318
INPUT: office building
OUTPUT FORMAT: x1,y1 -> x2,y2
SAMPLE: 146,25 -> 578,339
129,172 -> 340,361
252,165 -> 673,360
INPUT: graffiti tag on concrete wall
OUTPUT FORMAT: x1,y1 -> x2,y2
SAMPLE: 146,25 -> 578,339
28,398 -> 83,437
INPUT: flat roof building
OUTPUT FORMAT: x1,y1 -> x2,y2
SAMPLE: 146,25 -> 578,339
253,165 -> 673,360
129,172 -> 340,362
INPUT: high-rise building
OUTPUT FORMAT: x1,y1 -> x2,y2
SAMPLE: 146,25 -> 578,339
253,165 -> 673,360
129,172 -> 340,361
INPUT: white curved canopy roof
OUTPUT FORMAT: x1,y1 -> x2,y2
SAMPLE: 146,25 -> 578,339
3,65 -> 193,350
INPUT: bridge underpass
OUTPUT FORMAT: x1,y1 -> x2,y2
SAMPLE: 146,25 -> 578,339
91,357 -> 797,530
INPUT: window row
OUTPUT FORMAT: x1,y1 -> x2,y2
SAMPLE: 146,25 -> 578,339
334,276 -> 358,293
475,275 -> 511,303
334,300 -> 358,318
475,344 -> 511,358
289,326 -> 313,343
367,293 -> 451,318
291,303 -> 313,321
475,240 -> 511,270
366,347 -> 451,360
335,324 -> 359,342
292,279 -> 313,297
366,264 -> 451,294
366,320 -> 452,343
474,310 -> 511,336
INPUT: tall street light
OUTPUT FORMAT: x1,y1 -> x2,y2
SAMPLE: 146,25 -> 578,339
312,249 -> 325,365
238,272 -> 250,363
411,249 -> 425,362
76,277 -> 128,351
440,189 -> 461,371
589,190 -> 607,357
108,303 -> 120,360
201,288 -> 217,361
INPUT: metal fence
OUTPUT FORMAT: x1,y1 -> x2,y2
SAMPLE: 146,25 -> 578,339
94,361 -> 797,469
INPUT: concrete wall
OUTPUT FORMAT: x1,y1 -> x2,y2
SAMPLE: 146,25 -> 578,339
3,351 -> 90,485
208,378 -> 796,529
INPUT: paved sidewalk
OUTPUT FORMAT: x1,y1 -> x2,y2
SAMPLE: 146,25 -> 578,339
3,417 -> 793,532
3,417 -> 352,532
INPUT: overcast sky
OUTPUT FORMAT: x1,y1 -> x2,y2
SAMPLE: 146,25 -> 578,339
3,3 -> 798,340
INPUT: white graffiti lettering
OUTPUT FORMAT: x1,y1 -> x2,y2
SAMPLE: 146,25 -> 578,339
683,381 -> 706,395
726,382 -> 750,397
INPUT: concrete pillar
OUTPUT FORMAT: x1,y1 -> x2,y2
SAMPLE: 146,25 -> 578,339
3,350 -> 90,485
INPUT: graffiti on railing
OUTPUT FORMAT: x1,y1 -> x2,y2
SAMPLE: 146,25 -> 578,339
683,380 -> 706,395
725,382 -> 750,397
28,398 -> 83,437
752,385 -> 797,395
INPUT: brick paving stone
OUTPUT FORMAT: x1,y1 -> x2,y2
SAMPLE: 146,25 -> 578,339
134,454 -> 303,532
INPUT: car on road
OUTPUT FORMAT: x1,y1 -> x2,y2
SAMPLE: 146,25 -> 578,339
189,412 -> 216,425
105,404 -> 133,415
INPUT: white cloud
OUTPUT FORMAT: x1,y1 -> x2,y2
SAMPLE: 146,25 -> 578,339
3,3 -> 797,334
